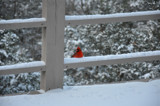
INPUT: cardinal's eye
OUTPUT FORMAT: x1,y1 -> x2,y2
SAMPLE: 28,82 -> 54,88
77,49 -> 79,52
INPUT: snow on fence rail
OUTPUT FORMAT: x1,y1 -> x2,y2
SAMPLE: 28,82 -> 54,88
0,61 -> 46,75
65,10 -> 160,25
0,18 -> 46,30
64,51 -> 160,69
0,0 -> 160,92
1,11 -> 160,30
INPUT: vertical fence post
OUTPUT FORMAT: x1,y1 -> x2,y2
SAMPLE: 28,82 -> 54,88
40,0 -> 65,91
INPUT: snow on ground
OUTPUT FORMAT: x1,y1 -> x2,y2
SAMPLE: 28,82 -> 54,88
0,79 -> 160,106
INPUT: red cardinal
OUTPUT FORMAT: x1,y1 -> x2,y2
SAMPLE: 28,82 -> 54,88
71,46 -> 83,58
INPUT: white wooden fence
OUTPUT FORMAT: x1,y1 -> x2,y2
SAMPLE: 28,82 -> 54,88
0,0 -> 160,91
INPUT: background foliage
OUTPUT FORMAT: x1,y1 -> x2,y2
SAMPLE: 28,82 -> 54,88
0,0 -> 160,95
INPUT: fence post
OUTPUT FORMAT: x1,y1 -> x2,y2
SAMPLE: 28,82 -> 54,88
40,0 -> 65,91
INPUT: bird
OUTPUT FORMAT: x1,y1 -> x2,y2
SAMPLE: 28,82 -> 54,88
71,46 -> 83,58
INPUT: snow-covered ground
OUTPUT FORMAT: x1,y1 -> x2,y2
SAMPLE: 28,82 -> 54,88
0,79 -> 160,106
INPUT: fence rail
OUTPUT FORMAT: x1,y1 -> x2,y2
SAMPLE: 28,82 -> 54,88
64,51 -> 160,69
0,0 -> 160,92
0,18 -> 46,30
0,61 -> 46,75
65,10 -> 160,25
1,11 -> 160,30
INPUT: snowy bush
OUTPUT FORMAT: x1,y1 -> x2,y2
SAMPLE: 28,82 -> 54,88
0,0 -> 42,95
0,29 -> 40,95
64,0 -> 160,86
0,72 -> 40,95
0,30 -> 31,65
